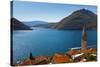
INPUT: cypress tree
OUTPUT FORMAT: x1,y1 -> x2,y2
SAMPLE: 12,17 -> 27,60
29,52 -> 35,60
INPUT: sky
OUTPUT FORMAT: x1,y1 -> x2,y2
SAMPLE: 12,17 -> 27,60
12,1 -> 97,22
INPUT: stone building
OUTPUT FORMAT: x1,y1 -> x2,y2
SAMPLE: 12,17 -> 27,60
81,24 -> 87,51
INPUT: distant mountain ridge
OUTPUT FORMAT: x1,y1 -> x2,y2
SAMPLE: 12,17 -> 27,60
24,21 -> 47,27
11,18 -> 32,30
33,23 -> 56,28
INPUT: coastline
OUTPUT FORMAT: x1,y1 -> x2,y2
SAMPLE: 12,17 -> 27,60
13,46 -> 97,66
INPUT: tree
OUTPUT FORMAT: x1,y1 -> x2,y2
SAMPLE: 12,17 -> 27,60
29,52 -> 35,60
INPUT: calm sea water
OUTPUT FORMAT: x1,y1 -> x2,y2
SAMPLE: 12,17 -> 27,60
12,28 -> 97,63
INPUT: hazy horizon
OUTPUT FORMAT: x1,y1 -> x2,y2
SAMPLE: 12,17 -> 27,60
12,1 -> 97,23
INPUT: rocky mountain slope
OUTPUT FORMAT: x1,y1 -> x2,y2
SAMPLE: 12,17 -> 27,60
11,18 -> 32,30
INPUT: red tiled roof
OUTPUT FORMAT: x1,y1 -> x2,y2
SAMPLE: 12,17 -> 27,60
52,53 -> 71,63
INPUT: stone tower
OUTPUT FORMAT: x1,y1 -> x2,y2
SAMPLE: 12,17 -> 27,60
81,24 -> 87,51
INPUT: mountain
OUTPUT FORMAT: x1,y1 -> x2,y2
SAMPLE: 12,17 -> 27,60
33,23 -> 56,28
24,21 -> 47,27
11,18 -> 32,30
52,9 -> 97,30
